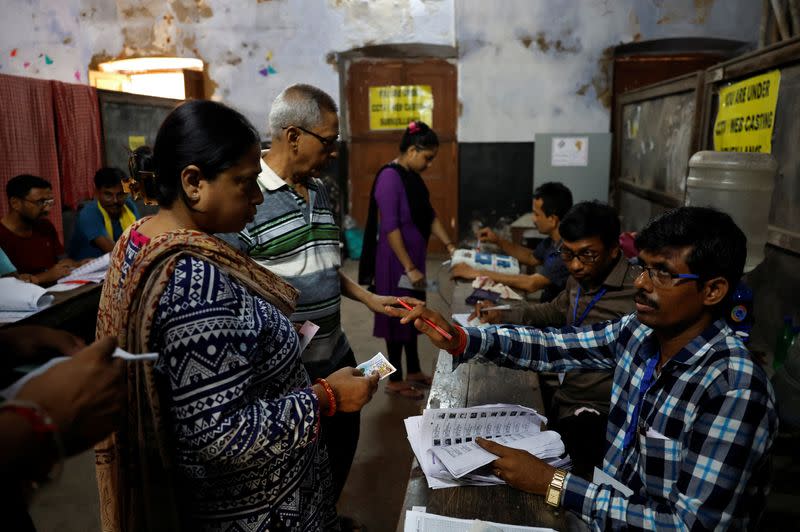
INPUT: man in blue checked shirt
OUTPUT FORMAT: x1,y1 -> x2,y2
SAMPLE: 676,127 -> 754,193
387,206 -> 777,531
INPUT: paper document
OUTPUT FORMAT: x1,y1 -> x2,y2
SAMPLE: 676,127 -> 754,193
592,467 -> 633,497
59,253 -> 110,284
0,348 -> 159,400
452,313 -> 485,328
297,321 -> 320,352
451,249 -> 520,275
404,509 -> 557,532
0,277 -> 55,323
404,404 -> 569,489
431,431 -> 564,479
356,352 -> 396,380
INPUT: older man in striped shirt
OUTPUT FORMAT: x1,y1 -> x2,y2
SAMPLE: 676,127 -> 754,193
389,207 -> 777,531
221,84 -> 395,509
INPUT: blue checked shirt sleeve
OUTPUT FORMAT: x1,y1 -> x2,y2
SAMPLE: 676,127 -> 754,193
562,367 -> 776,530
456,315 -> 633,372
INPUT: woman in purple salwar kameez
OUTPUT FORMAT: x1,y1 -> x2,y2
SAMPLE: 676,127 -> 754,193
358,122 -> 456,399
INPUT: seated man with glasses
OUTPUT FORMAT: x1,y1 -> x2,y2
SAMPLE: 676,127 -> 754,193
389,206 -> 777,531
471,201 -> 637,479
0,174 -> 79,285
68,167 -> 140,260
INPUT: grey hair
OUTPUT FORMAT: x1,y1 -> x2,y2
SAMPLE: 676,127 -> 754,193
268,84 -> 338,138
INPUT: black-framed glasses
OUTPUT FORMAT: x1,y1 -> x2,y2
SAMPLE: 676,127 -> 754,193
556,244 -> 601,264
630,263 -> 700,288
284,125 -> 339,151
23,198 -> 55,208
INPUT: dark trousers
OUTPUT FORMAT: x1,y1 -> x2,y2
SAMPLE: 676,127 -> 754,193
553,411 -> 608,480
385,338 -> 421,382
303,348 -> 361,503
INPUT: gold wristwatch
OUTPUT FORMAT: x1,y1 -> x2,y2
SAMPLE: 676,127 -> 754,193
545,468 -> 568,507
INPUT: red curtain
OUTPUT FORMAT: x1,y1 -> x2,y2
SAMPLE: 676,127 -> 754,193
0,73 -> 63,237
52,81 -> 103,210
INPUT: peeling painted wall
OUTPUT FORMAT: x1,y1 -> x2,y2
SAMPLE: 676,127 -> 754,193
456,0 -> 761,142
1,0 -> 761,143
1,0 -> 454,138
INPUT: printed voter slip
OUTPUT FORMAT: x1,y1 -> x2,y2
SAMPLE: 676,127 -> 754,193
297,321 -> 320,352
356,352 -> 397,380
0,348 -> 158,400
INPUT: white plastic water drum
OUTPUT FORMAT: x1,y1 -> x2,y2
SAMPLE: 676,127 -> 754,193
686,151 -> 777,272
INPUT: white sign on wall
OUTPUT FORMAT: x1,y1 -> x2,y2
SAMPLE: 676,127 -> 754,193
551,136 -> 589,167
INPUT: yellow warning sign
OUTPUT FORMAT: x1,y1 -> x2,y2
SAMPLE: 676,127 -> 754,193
369,85 -> 433,130
713,70 -> 780,153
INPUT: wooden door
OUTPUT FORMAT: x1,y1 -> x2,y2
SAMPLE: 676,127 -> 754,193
346,59 -> 457,253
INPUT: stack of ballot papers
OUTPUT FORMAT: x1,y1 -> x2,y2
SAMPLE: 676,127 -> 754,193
404,404 -> 571,489
404,509 -> 557,532
0,277 -> 55,322
57,252 -> 110,285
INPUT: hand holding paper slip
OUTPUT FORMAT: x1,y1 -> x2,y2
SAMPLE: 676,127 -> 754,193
356,352 -> 396,380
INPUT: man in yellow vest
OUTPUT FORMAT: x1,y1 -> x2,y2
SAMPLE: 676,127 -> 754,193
68,168 -> 140,260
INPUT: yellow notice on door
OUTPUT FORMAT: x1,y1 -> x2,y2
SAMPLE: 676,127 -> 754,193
369,85 -> 433,130
713,70 -> 780,153
128,135 -> 146,151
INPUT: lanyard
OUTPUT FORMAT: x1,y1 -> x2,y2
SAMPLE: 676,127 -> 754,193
622,355 -> 659,450
572,286 -> 608,326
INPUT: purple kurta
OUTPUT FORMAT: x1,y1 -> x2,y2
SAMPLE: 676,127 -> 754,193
372,167 -> 431,341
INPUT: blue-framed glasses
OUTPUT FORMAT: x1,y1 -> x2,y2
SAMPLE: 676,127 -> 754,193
631,263 -> 700,288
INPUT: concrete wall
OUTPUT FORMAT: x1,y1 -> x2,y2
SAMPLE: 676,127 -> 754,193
455,0 -> 762,143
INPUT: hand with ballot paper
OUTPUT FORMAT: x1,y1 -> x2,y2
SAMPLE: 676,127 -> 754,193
475,437 -> 556,495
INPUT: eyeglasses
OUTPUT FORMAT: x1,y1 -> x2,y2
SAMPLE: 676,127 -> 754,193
285,125 -> 340,151
631,263 -> 700,288
22,198 -> 55,208
100,191 -> 129,202
556,245 -> 601,264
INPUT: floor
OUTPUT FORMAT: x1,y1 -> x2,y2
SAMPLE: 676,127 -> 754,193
28,257 -> 452,532
26,258 -> 800,530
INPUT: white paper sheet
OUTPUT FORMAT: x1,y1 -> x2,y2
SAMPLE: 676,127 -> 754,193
0,277 -> 54,311
404,510 -> 557,532
58,253 -> 110,284
592,467 -> 634,497
405,404 -> 558,489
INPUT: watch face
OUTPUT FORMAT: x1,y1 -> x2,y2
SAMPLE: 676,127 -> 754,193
546,487 -> 560,506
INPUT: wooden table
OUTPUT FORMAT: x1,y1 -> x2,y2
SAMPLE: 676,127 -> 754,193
396,281 -> 566,530
1,283 -> 102,343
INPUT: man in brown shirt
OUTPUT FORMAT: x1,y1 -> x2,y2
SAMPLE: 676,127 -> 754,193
472,201 -> 637,478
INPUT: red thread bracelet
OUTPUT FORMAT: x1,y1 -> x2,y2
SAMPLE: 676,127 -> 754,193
314,378 -> 337,416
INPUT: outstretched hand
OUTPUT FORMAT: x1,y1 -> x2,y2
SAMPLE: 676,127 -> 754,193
384,297 -> 460,351
476,437 -> 556,495
450,263 -> 478,280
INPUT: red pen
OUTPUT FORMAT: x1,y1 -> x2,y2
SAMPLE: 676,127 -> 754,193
395,298 -> 453,341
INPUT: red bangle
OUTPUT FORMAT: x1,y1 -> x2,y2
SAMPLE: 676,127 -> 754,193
314,378 -> 337,416
0,400 -> 64,482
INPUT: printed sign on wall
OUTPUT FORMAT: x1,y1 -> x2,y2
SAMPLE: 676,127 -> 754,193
713,70 -> 781,153
369,85 -> 433,130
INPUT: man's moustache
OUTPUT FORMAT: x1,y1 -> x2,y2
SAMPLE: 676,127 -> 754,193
634,290 -> 659,309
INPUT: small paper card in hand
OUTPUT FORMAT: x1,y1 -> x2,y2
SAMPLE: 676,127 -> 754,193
356,352 -> 397,380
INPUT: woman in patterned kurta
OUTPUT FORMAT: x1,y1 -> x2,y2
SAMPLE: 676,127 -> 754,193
94,100 -> 377,532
